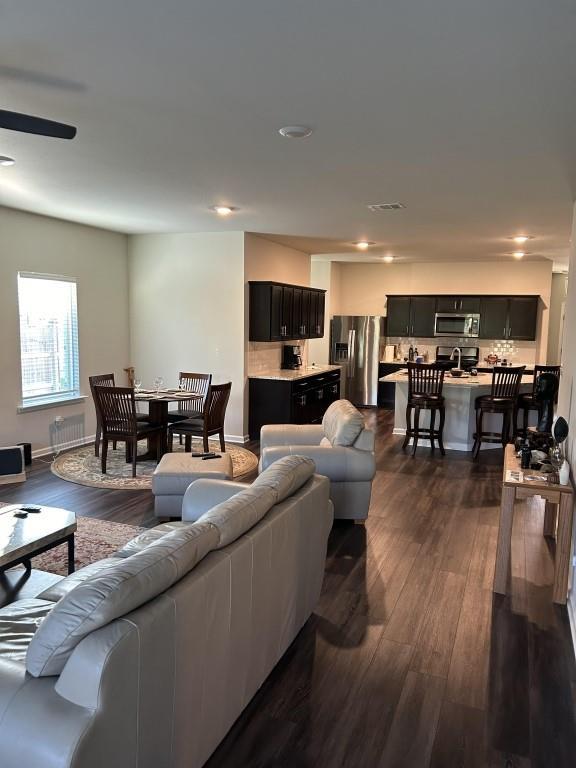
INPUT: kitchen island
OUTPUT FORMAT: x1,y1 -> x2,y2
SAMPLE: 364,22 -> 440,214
380,370 -> 535,451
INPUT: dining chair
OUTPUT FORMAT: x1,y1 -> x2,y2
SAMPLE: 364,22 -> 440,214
89,373 -> 149,456
402,363 -> 446,456
93,386 -> 164,477
167,382 -> 232,453
473,366 -> 525,459
515,365 -> 561,437
167,373 -> 212,443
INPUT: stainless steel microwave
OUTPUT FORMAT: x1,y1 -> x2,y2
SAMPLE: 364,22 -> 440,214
434,313 -> 480,337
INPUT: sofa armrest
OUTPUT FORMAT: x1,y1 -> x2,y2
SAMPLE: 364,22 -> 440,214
260,424 -> 324,449
260,445 -> 376,483
181,479 -> 249,522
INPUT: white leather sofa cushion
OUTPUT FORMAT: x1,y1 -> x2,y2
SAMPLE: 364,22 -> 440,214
322,400 -> 366,446
251,455 -> 315,503
198,487 -> 277,548
37,557 -> 123,602
26,522 -> 219,677
0,599 -> 54,662
115,521 -> 189,557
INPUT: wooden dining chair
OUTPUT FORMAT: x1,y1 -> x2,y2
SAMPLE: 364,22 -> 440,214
90,373 -> 149,456
93,386 -> 164,477
167,382 -> 232,453
167,373 -> 212,443
473,366 -> 525,459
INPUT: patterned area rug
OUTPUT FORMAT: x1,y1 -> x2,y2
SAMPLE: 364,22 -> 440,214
31,516 -> 144,576
51,440 -> 258,490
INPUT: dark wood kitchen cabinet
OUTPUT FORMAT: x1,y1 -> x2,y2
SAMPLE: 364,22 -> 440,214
249,369 -> 341,439
479,296 -> 539,341
249,282 -> 326,341
410,296 -> 437,337
507,296 -> 539,340
386,296 -> 436,337
386,296 -> 412,336
436,296 -> 481,313
479,297 -> 509,340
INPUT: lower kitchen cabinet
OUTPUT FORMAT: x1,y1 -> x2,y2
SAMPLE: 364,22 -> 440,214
249,370 -> 341,440
378,362 -> 405,408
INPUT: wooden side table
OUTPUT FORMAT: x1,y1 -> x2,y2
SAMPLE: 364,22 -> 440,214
494,444 -> 574,604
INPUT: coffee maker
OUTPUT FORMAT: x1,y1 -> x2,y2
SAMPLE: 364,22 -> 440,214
282,344 -> 302,370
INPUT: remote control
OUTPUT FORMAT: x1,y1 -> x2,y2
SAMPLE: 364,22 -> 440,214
20,505 -> 41,513
202,454 -> 221,460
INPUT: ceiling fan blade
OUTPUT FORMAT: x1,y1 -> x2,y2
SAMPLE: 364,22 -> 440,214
0,109 -> 77,139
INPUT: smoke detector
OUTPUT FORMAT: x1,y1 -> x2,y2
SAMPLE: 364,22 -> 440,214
367,202 -> 406,212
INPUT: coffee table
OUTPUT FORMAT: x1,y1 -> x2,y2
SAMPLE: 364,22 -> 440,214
0,503 -> 77,576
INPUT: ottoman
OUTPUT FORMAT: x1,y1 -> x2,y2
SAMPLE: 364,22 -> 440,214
152,453 -> 233,518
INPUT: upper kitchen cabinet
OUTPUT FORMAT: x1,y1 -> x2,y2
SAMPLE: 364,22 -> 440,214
410,296 -> 437,337
479,297 -> 509,340
386,296 -> 412,336
436,296 -> 481,313
507,296 -> 539,340
387,296 -> 436,337
249,281 -> 326,341
479,296 -> 539,341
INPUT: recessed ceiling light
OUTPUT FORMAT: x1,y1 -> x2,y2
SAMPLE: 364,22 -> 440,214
382,255 -> 394,263
0,155 -> 15,166
353,240 -> 375,250
508,235 -> 533,244
278,125 -> 313,139
210,205 -> 236,216
513,251 -> 525,259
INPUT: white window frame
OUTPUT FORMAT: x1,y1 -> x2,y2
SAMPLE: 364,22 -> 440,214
17,271 -> 84,412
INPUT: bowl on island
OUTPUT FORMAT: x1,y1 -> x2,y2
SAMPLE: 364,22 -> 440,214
450,368 -> 465,378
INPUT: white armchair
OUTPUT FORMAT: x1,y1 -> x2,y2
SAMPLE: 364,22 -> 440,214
259,401 -> 376,521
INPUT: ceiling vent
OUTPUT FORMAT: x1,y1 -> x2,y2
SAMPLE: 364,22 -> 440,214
367,203 -> 406,212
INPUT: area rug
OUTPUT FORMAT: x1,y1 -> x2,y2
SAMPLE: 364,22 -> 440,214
31,516 -> 145,576
51,440 -> 258,490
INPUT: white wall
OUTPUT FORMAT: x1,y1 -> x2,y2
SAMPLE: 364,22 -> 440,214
325,259 -> 553,361
558,206 -> 576,640
129,232 -> 246,440
0,206 -> 129,454
548,272 -> 568,364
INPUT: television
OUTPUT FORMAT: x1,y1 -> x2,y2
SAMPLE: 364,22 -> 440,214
0,446 -> 26,485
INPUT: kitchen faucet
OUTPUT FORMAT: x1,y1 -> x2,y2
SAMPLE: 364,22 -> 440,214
450,347 -> 462,369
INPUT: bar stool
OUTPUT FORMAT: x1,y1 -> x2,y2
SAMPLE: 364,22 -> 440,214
402,363 -> 446,456
515,365 -> 561,437
472,366 -> 525,460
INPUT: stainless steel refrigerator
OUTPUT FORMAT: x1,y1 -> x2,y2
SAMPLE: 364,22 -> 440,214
330,316 -> 384,406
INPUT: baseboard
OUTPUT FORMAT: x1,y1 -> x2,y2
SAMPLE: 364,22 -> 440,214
32,434 -> 96,459
224,433 -> 250,444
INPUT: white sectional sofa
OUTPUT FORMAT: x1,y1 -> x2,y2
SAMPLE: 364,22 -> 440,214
0,456 -> 332,768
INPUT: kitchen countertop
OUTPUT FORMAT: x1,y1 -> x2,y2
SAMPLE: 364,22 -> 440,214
380,370 -> 535,388
249,364 -> 341,382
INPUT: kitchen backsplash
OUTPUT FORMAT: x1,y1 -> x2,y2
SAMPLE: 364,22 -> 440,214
384,336 -> 537,365
248,340 -> 309,374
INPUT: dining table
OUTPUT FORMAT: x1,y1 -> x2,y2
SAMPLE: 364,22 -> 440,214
134,388 -> 203,460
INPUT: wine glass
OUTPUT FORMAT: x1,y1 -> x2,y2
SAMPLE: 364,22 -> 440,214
134,378 -> 142,394
153,376 -> 164,395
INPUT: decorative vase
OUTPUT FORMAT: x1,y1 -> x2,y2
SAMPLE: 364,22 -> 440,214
559,459 -> 570,486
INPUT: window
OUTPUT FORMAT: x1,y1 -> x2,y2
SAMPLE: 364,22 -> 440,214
17,272 -> 80,407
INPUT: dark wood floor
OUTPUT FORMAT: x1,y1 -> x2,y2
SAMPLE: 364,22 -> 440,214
2,410 -> 576,767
